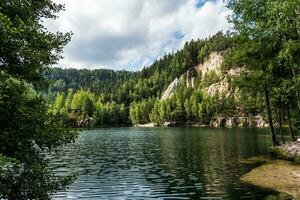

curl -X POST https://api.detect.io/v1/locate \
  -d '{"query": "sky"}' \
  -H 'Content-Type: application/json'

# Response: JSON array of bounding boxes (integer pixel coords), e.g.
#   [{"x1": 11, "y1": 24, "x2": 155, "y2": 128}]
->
[{"x1": 44, "y1": 0, "x2": 231, "y2": 71}]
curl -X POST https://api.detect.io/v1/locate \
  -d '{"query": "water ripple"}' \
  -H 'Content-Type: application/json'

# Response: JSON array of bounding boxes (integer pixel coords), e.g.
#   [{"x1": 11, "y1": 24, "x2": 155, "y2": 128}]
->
[{"x1": 50, "y1": 127, "x2": 277, "y2": 199}]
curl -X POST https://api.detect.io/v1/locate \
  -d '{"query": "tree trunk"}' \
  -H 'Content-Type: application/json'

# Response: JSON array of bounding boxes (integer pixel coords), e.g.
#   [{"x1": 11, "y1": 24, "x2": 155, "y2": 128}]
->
[
  {"x1": 291, "y1": 68, "x2": 300, "y2": 112},
  {"x1": 286, "y1": 102, "x2": 296, "y2": 141},
  {"x1": 278, "y1": 107, "x2": 285, "y2": 144},
  {"x1": 295, "y1": 90, "x2": 300, "y2": 112},
  {"x1": 264, "y1": 86, "x2": 277, "y2": 146}
]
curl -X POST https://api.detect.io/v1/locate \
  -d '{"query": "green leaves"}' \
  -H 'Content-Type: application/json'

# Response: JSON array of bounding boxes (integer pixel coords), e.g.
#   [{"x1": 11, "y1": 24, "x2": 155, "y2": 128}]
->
[
  {"x1": 0, "y1": 0, "x2": 77, "y2": 198},
  {"x1": 0, "y1": 72, "x2": 78, "y2": 199},
  {"x1": 227, "y1": 0, "x2": 300, "y2": 144},
  {"x1": 0, "y1": 0, "x2": 71, "y2": 89}
]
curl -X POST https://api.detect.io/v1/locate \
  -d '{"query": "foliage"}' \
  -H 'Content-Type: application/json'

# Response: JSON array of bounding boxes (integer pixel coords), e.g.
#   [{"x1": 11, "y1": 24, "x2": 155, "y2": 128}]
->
[
  {"x1": 0, "y1": 0, "x2": 71, "y2": 89},
  {"x1": 0, "y1": 0, "x2": 77, "y2": 199},
  {"x1": 94, "y1": 101, "x2": 127, "y2": 126},
  {"x1": 225, "y1": 0, "x2": 300, "y2": 145},
  {"x1": 52, "y1": 89, "x2": 128, "y2": 126},
  {"x1": 46, "y1": 68, "x2": 135, "y2": 97},
  {"x1": 149, "y1": 85, "x2": 202, "y2": 124},
  {"x1": 0, "y1": 72, "x2": 77, "y2": 199},
  {"x1": 45, "y1": 0, "x2": 300, "y2": 146},
  {"x1": 130, "y1": 98, "x2": 155, "y2": 125},
  {"x1": 201, "y1": 71, "x2": 220, "y2": 88}
]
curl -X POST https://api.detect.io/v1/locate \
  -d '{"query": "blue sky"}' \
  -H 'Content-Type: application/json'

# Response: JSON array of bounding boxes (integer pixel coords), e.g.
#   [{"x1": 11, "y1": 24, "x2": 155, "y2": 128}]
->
[{"x1": 45, "y1": 0, "x2": 230, "y2": 71}]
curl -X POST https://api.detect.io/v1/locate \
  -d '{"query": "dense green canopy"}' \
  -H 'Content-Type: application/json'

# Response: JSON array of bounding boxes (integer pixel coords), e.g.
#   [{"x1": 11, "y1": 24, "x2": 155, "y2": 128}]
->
[{"x1": 0, "y1": 0, "x2": 77, "y2": 199}]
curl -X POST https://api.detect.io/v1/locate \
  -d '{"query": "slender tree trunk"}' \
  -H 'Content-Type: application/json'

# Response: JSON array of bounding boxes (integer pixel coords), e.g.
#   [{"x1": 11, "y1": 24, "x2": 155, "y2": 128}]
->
[
  {"x1": 278, "y1": 107, "x2": 285, "y2": 144},
  {"x1": 264, "y1": 85, "x2": 278, "y2": 146},
  {"x1": 295, "y1": 90, "x2": 300, "y2": 112},
  {"x1": 291, "y1": 68, "x2": 300, "y2": 112},
  {"x1": 286, "y1": 102, "x2": 296, "y2": 141}
]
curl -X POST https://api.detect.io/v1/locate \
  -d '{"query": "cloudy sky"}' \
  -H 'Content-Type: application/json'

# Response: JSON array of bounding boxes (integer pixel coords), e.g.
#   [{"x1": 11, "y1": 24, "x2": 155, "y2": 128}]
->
[{"x1": 45, "y1": 0, "x2": 231, "y2": 71}]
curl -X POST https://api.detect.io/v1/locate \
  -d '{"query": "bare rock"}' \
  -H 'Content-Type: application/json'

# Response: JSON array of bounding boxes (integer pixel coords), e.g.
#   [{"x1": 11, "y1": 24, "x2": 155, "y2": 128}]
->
[{"x1": 161, "y1": 78, "x2": 179, "y2": 100}]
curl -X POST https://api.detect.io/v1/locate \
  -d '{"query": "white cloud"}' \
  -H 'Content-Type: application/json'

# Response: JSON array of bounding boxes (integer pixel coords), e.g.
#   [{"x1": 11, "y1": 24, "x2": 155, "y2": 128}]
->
[{"x1": 44, "y1": 0, "x2": 231, "y2": 70}]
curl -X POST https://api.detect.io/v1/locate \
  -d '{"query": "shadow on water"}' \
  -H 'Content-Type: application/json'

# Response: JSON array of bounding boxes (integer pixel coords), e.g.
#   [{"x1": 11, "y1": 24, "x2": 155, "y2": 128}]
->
[{"x1": 49, "y1": 127, "x2": 278, "y2": 199}]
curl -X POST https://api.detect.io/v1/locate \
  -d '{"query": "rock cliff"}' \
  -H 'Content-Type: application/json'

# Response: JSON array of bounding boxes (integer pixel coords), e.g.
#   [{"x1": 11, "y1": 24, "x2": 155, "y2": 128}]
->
[
  {"x1": 161, "y1": 51, "x2": 227, "y2": 99},
  {"x1": 195, "y1": 51, "x2": 223, "y2": 77},
  {"x1": 160, "y1": 51, "x2": 267, "y2": 127},
  {"x1": 161, "y1": 78, "x2": 180, "y2": 100}
]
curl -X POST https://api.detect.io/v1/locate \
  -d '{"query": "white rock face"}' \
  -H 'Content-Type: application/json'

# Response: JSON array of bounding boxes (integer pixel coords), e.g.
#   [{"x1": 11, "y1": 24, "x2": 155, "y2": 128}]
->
[
  {"x1": 160, "y1": 51, "x2": 243, "y2": 101},
  {"x1": 195, "y1": 51, "x2": 223, "y2": 77},
  {"x1": 161, "y1": 78, "x2": 179, "y2": 100},
  {"x1": 186, "y1": 70, "x2": 195, "y2": 88},
  {"x1": 161, "y1": 51, "x2": 225, "y2": 100},
  {"x1": 278, "y1": 141, "x2": 300, "y2": 158},
  {"x1": 255, "y1": 115, "x2": 268, "y2": 127},
  {"x1": 205, "y1": 76, "x2": 230, "y2": 96}
]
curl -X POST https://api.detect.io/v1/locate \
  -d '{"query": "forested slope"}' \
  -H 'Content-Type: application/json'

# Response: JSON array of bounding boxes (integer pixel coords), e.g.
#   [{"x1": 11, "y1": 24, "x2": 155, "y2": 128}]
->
[
  {"x1": 45, "y1": 32, "x2": 269, "y2": 127},
  {"x1": 45, "y1": 68, "x2": 135, "y2": 99},
  {"x1": 46, "y1": 32, "x2": 236, "y2": 126}
]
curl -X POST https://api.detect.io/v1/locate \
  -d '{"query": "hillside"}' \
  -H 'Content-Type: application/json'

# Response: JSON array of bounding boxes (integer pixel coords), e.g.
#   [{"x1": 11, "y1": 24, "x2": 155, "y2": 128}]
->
[
  {"x1": 161, "y1": 51, "x2": 226, "y2": 100},
  {"x1": 45, "y1": 68, "x2": 136, "y2": 100},
  {"x1": 159, "y1": 51, "x2": 267, "y2": 127},
  {"x1": 46, "y1": 32, "x2": 266, "y2": 127}
]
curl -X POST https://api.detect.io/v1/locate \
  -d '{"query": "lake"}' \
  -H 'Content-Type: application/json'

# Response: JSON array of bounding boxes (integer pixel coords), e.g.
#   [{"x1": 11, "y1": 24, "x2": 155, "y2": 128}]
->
[{"x1": 50, "y1": 127, "x2": 277, "y2": 199}]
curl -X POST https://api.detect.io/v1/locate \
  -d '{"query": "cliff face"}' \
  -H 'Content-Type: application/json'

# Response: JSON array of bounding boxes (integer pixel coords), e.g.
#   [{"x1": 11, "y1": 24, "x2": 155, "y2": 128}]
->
[
  {"x1": 160, "y1": 51, "x2": 267, "y2": 128},
  {"x1": 161, "y1": 78, "x2": 180, "y2": 100},
  {"x1": 195, "y1": 51, "x2": 223, "y2": 77},
  {"x1": 161, "y1": 51, "x2": 227, "y2": 99}
]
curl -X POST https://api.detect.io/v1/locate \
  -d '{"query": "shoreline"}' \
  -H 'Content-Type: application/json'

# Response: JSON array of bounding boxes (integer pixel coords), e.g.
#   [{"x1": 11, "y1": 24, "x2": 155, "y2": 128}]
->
[
  {"x1": 79, "y1": 124, "x2": 278, "y2": 129},
  {"x1": 241, "y1": 141, "x2": 300, "y2": 199},
  {"x1": 241, "y1": 160, "x2": 300, "y2": 199}
]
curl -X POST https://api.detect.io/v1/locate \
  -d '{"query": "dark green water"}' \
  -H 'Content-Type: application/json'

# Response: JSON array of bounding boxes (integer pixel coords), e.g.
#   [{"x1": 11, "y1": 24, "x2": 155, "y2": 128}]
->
[{"x1": 50, "y1": 127, "x2": 277, "y2": 199}]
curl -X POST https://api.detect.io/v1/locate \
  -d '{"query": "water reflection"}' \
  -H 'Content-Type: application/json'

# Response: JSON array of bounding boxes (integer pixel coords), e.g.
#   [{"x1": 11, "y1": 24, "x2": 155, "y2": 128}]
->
[{"x1": 50, "y1": 127, "x2": 275, "y2": 199}]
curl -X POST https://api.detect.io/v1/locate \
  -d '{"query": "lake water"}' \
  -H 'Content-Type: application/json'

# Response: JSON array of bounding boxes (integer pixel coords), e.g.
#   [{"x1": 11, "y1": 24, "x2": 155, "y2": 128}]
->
[{"x1": 50, "y1": 127, "x2": 277, "y2": 199}]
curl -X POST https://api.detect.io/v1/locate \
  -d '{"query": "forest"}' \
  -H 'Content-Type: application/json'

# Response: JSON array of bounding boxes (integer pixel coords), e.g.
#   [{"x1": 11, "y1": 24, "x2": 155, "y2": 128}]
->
[{"x1": 46, "y1": 32, "x2": 237, "y2": 127}]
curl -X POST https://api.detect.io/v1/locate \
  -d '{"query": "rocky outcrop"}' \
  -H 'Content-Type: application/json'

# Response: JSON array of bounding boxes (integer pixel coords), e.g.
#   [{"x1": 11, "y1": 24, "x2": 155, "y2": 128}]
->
[
  {"x1": 195, "y1": 51, "x2": 223, "y2": 77},
  {"x1": 77, "y1": 117, "x2": 94, "y2": 128},
  {"x1": 185, "y1": 69, "x2": 195, "y2": 88},
  {"x1": 241, "y1": 160, "x2": 300, "y2": 199},
  {"x1": 161, "y1": 51, "x2": 225, "y2": 100},
  {"x1": 136, "y1": 123, "x2": 157, "y2": 127},
  {"x1": 161, "y1": 68, "x2": 196, "y2": 100},
  {"x1": 161, "y1": 78, "x2": 180, "y2": 100},
  {"x1": 163, "y1": 121, "x2": 177, "y2": 127},
  {"x1": 275, "y1": 140, "x2": 300, "y2": 160},
  {"x1": 159, "y1": 51, "x2": 268, "y2": 128},
  {"x1": 209, "y1": 115, "x2": 268, "y2": 128},
  {"x1": 205, "y1": 76, "x2": 231, "y2": 96}
]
